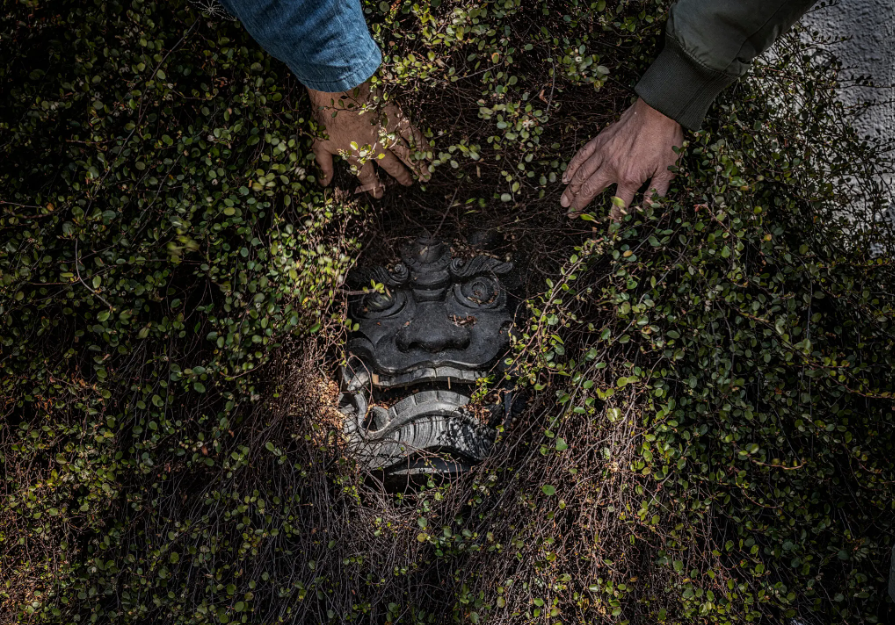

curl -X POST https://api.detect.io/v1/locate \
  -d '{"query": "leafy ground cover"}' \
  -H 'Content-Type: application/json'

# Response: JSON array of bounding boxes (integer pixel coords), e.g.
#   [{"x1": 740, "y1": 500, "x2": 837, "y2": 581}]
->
[{"x1": 1, "y1": 0, "x2": 894, "y2": 624}]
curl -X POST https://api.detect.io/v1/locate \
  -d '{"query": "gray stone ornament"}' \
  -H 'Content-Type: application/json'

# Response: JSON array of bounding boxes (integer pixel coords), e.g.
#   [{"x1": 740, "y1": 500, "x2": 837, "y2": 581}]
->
[{"x1": 338, "y1": 237, "x2": 518, "y2": 482}]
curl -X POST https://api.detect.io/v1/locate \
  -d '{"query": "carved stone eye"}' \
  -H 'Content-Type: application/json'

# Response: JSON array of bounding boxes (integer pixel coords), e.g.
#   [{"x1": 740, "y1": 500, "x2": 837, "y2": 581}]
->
[
  {"x1": 358, "y1": 291, "x2": 406, "y2": 318},
  {"x1": 455, "y1": 277, "x2": 500, "y2": 309},
  {"x1": 367, "y1": 293, "x2": 393, "y2": 311}
]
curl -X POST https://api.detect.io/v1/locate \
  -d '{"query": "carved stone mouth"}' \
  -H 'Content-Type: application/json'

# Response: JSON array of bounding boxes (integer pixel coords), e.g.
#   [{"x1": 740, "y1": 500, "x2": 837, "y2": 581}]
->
[
  {"x1": 338, "y1": 359, "x2": 504, "y2": 479},
  {"x1": 341, "y1": 361, "x2": 489, "y2": 392},
  {"x1": 339, "y1": 387, "x2": 496, "y2": 477}
]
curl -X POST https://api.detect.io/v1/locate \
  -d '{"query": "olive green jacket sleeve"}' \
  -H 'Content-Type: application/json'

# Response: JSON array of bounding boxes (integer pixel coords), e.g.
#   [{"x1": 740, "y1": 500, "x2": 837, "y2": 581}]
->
[{"x1": 635, "y1": 0, "x2": 817, "y2": 130}]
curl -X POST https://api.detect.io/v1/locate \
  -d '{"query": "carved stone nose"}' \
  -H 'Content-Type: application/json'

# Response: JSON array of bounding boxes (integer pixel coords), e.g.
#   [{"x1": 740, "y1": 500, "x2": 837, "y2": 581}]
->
[{"x1": 395, "y1": 304, "x2": 470, "y2": 353}]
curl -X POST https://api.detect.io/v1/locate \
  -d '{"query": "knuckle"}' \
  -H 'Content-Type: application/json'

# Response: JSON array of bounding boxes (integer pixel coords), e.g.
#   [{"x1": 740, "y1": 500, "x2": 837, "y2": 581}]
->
[
  {"x1": 619, "y1": 171, "x2": 642, "y2": 187},
  {"x1": 572, "y1": 169, "x2": 593, "y2": 188},
  {"x1": 581, "y1": 179, "x2": 602, "y2": 197}
]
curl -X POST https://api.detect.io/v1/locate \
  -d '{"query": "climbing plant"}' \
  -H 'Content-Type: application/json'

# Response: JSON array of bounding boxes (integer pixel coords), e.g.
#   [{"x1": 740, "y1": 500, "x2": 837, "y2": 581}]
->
[{"x1": 1, "y1": 1, "x2": 893, "y2": 624}]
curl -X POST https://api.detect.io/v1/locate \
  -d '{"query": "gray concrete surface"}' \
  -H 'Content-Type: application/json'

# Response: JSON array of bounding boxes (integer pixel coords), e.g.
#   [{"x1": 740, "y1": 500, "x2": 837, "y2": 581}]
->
[
  {"x1": 803, "y1": 0, "x2": 894, "y2": 142},
  {"x1": 801, "y1": 0, "x2": 894, "y2": 215}
]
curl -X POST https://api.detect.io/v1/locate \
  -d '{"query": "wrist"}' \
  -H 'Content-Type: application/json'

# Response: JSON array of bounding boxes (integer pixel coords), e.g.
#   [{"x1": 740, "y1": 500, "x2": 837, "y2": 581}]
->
[
  {"x1": 634, "y1": 36, "x2": 736, "y2": 131},
  {"x1": 634, "y1": 97, "x2": 680, "y2": 131},
  {"x1": 307, "y1": 81, "x2": 372, "y2": 109}
]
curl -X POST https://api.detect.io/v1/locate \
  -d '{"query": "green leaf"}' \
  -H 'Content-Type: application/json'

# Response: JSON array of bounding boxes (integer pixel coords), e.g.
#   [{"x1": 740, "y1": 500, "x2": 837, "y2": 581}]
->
[{"x1": 541, "y1": 485, "x2": 556, "y2": 496}]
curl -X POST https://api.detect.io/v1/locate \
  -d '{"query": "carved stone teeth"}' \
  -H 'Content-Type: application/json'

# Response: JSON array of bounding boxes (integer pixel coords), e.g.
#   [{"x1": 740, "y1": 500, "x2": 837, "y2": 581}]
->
[{"x1": 374, "y1": 367, "x2": 486, "y2": 388}]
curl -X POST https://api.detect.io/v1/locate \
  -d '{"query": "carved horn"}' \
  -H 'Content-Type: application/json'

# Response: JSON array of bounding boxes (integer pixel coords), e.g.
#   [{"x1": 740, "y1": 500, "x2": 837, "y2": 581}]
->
[
  {"x1": 347, "y1": 263, "x2": 409, "y2": 288},
  {"x1": 449, "y1": 256, "x2": 513, "y2": 279}
]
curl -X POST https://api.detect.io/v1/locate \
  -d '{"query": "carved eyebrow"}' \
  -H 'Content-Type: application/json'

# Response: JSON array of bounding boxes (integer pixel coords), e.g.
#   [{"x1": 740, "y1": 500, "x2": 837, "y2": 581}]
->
[
  {"x1": 448, "y1": 256, "x2": 513, "y2": 280},
  {"x1": 347, "y1": 263, "x2": 410, "y2": 288}
]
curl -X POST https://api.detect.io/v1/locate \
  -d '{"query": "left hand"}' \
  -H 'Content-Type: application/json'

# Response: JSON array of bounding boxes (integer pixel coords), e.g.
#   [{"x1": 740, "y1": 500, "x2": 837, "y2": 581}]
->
[{"x1": 308, "y1": 81, "x2": 431, "y2": 198}]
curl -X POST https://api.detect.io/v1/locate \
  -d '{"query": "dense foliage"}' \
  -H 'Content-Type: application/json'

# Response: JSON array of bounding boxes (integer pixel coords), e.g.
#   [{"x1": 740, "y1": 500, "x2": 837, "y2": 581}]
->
[{"x1": 2, "y1": 1, "x2": 893, "y2": 624}]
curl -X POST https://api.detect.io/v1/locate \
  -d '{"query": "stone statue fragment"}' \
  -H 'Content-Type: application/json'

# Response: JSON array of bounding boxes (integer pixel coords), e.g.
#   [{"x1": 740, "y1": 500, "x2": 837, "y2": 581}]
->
[{"x1": 338, "y1": 236, "x2": 519, "y2": 483}]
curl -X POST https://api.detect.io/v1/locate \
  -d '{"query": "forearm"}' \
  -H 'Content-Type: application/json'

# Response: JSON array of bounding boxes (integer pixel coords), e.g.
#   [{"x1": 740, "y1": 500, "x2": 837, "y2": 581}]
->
[
  {"x1": 219, "y1": 0, "x2": 381, "y2": 92},
  {"x1": 636, "y1": 0, "x2": 818, "y2": 130}
]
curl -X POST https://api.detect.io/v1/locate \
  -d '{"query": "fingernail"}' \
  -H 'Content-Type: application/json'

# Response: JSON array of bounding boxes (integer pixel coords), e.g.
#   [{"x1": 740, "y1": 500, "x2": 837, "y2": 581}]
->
[
  {"x1": 562, "y1": 176, "x2": 568, "y2": 184},
  {"x1": 560, "y1": 195, "x2": 569, "y2": 208}
]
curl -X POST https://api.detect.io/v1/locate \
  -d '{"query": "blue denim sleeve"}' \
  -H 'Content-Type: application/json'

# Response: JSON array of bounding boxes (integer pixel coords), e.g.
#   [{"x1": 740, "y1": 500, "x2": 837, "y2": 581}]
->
[{"x1": 219, "y1": 0, "x2": 382, "y2": 92}]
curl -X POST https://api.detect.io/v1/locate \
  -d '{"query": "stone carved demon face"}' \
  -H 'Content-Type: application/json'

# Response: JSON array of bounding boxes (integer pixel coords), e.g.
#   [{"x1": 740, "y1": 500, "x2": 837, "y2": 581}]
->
[
  {"x1": 348, "y1": 237, "x2": 513, "y2": 384},
  {"x1": 339, "y1": 237, "x2": 518, "y2": 482}
]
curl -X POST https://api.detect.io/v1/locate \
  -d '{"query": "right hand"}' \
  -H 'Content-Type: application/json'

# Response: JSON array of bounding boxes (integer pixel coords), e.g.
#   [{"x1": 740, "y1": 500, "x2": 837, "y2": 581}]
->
[
  {"x1": 560, "y1": 97, "x2": 683, "y2": 220},
  {"x1": 307, "y1": 81, "x2": 431, "y2": 198}
]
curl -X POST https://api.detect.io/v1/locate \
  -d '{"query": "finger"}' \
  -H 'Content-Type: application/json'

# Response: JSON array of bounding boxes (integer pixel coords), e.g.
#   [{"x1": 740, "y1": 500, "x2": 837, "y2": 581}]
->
[
  {"x1": 313, "y1": 140, "x2": 334, "y2": 187},
  {"x1": 567, "y1": 170, "x2": 614, "y2": 217},
  {"x1": 648, "y1": 175, "x2": 673, "y2": 202},
  {"x1": 561, "y1": 151, "x2": 604, "y2": 207},
  {"x1": 609, "y1": 185, "x2": 637, "y2": 222},
  {"x1": 387, "y1": 140, "x2": 423, "y2": 179},
  {"x1": 397, "y1": 121, "x2": 431, "y2": 181},
  {"x1": 563, "y1": 137, "x2": 600, "y2": 185},
  {"x1": 403, "y1": 124, "x2": 429, "y2": 155},
  {"x1": 375, "y1": 150, "x2": 414, "y2": 187},
  {"x1": 637, "y1": 176, "x2": 673, "y2": 214},
  {"x1": 350, "y1": 158, "x2": 384, "y2": 198}
]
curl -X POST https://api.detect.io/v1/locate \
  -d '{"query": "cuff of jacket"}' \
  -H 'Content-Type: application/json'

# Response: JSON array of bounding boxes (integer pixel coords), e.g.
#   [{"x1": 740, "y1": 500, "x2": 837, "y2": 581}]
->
[
  {"x1": 289, "y1": 40, "x2": 382, "y2": 93},
  {"x1": 634, "y1": 35, "x2": 739, "y2": 131}
]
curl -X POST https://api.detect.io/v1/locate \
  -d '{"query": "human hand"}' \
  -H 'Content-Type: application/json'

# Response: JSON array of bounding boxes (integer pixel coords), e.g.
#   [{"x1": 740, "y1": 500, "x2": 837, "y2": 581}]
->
[
  {"x1": 560, "y1": 97, "x2": 683, "y2": 220},
  {"x1": 308, "y1": 81, "x2": 431, "y2": 198}
]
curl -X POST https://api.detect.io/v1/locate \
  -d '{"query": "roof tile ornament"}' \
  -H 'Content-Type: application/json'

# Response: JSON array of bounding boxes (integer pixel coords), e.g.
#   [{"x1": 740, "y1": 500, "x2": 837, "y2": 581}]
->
[{"x1": 338, "y1": 237, "x2": 520, "y2": 485}]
